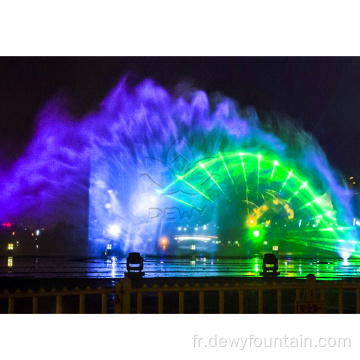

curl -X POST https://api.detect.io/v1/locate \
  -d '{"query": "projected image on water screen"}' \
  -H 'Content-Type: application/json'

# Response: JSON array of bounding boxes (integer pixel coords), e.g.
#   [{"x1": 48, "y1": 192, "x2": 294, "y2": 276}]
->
[{"x1": 88, "y1": 139, "x2": 359, "y2": 260}]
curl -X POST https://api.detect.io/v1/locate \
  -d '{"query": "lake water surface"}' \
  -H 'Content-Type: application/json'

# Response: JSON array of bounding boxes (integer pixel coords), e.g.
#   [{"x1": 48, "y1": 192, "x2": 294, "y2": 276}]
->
[{"x1": 1, "y1": 256, "x2": 360, "y2": 280}]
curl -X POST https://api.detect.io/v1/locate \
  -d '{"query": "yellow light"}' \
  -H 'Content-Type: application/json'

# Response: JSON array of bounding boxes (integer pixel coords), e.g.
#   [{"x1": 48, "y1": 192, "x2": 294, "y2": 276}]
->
[
  {"x1": 247, "y1": 218, "x2": 256, "y2": 227},
  {"x1": 12, "y1": 232, "x2": 15, "y2": 236},
  {"x1": 353, "y1": 182, "x2": 356, "y2": 185},
  {"x1": 273, "y1": 199, "x2": 279, "y2": 205},
  {"x1": 160, "y1": 236, "x2": 169, "y2": 249},
  {"x1": 7, "y1": 243, "x2": 13, "y2": 250},
  {"x1": 350, "y1": 176, "x2": 354, "y2": 180}
]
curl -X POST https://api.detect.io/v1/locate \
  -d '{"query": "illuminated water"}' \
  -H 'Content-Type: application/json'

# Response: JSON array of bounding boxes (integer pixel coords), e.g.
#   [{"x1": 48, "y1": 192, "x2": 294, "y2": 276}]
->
[
  {"x1": 1, "y1": 78, "x2": 358, "y2": 260},
  {"x1": 1, "y1": 256, "x2": 360, "y2": 280}
]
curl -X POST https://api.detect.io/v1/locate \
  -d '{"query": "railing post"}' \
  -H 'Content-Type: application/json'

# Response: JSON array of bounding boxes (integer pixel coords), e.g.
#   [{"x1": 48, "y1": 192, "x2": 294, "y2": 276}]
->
[
  {"x1": 338, "y1": 288, "x2": 343, "y2": 314},
  {"x1": 101, "y1": 293, "x2": 107, "y2": 314},
  {"x1": 137, "y1": 292, "x2": 143, "y2": 314},
  {"x1": 114, "y1": 276, "x2": 131, "y2": 314},
  {"x1": 56, "y1": 295, "x2": 62, "y2": 314},
  {"x1": 8, "y1": 297, "x2": 14, "y2": 314},
  {"x1": 356, "y1": 289, "x2": 360, "y2": 314},
  {"x1": 122, "y1": 276, "x2": 131, "y2": 314},
  {"x1": 239, "y1": 290, "x2": 244, "y2": 314},
  {"x1": 295, "y1": 288, "x2": 301, "y2": 301},
  {"x1": 277, "y1": 289, "x2": 282, "y2": 314},
  {"x1": 199, "y1": 290, "x2": 205, "y2": 314},
  {"x1": 114, "y1": 282, "x2": 121, "y2": 314},
  {"x1": 32, "y1": 297, "x2": 39, "y2": 314},
  {"x1": 179, "y1": 291, "x2": 184, "y2": 314},
  {"x1": 306, "y1": 274, "x2": 317, "y2": 300},
  {"x1": 258, "y1": 290, "x2": 263, "y2": 314},
  {"x1": 158, "y1": 292, "x2": 164, "y2": 314},
  {"x1": 219, "y1": 290, "x2": 225, "y2": 314},
  {"x1": 320, "y1": 288, "x2": 325, "y2": 301},
  {"x1": 79, "y1": 294, "x2": 86, "y2": 314}
]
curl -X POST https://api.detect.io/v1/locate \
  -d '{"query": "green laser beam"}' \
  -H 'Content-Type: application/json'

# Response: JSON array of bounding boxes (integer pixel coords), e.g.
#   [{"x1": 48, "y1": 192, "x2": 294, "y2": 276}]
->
[
  {"x1": 219, "y1": 152, "x2": 239, "y2": 196},
  {"x1": 199, "y1": 161, "x2": 231, "y2": 202},
  {"x1": 270, "y1": 160, "x2": 279, "y2": 182},
  {"x1": 239, "y1": 151, "x2": 249, "y2": 214},
  {"x1": 279, "y1": 169, "x2": 293, "y2": 193},
  {"x1": 257, "y1": 154, "x2": 261, "y2": 199},
  {"x1": 164, "y1": 194, "x2": 202, "y2": 211},
  {"x1": 176, "y1": 175, "x2": 213, "y2": 202}
]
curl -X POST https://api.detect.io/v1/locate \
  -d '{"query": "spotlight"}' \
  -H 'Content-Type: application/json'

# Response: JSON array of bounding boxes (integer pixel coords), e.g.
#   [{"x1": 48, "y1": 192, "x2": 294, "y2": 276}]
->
[{"x1": 108, "y1": 224, "x2": 121, "y2": 237}]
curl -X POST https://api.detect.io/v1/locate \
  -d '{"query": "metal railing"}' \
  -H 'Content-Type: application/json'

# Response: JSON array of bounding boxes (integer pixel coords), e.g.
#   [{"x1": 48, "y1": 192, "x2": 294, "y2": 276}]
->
[
  {"x1": 114, "y1": 274, "x2": 360, "y2": 314},
  {"x1": 1, "y1": 274, "x2": 360, "y2": 314},
  {"x1": 0, "y1": 286, "x2": 112, "y2": 314}
]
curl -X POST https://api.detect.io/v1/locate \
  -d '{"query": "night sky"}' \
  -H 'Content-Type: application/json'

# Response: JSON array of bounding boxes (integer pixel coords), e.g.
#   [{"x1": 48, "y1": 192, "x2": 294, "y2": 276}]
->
[{"x1": 0, "y1": 57, "x2": 359, "y2": 176}]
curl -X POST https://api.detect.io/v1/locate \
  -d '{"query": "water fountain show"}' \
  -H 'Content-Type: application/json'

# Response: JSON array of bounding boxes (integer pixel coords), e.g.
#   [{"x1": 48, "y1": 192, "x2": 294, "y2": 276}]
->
[{"x1": 1, "y1": 77, "x2": 358, "y2": 263}]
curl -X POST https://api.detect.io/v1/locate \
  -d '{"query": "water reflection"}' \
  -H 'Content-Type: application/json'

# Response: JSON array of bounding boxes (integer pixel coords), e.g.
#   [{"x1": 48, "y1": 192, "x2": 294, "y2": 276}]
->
[{"x1": 0, "y1": 256, "x2": 360, "y2": 280}]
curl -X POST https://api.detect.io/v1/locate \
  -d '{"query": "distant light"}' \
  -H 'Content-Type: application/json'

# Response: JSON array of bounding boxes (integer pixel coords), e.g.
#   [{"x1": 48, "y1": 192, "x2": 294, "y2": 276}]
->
[
  {"x1": 107, "y1": 244, "x2": 112, "y2": 250},
  {"x1": 195, "y1": 227, "x2": 198, "y2": 231},
  {"x1": 203, "y1": 225, "x2": 207, "y2": 230},
  {"x1": 176, "y1": 236, "x2": 211, "y2": 242},
  {"x1": 190, "y1": 244, "x2": 196, "y2": 250},
  {"x1": 341, "y1": 251, "x2": 350, "y2": 263},
  {"x1": 2, "y1": 222, "x2": 11, "y2": 228},
  {"x1": 350, "y1": 176, "x2": 354, "y2": 180},
  {"x1": 253, "y1": 230, "x2": 260, "y2": 238},
  {"x1": 273, "y1": 245, "x2": 279, "y2": 251},
  {"x1": 353, "y1": 182, "x2": 356, "y2": 185},
  {"x1": 108, "y1": 224, "x2": 121, "y2": 237},
  {"x1": 105, "y1": 203, "x2": 111, "y2": 209},
  {"x1": 35, "y1": 230, "x2": 40, "y2": 236},
  {"x1": 160, "y1": 236, "x2": 169, "y2": 248},
  {"x1": 7, "y1": 243, "x2": 13, "y2": 250},
  {"x1": 178, "y1": 227, "x2": 182, "y2": 231},
  {"x1": 12, "y1": 232, "x2": 15, "y2": 236}
]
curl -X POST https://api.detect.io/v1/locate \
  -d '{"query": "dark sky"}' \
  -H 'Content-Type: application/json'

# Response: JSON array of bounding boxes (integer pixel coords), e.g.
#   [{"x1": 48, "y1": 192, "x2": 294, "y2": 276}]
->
[{"x1": 0, "y1": 57, "x2": 359, "y2": 175}]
